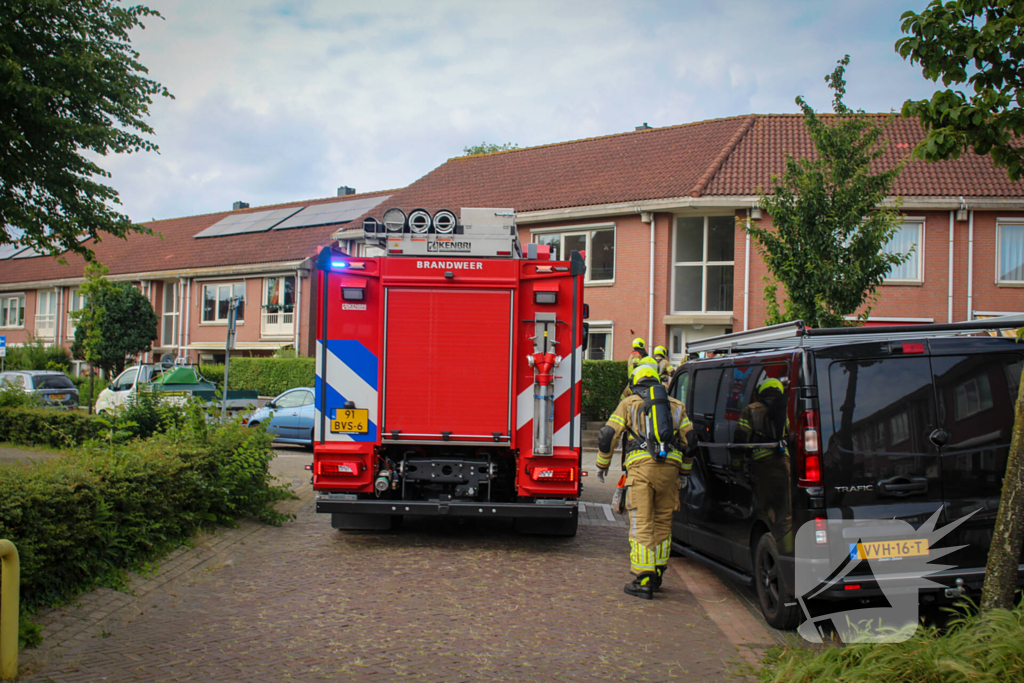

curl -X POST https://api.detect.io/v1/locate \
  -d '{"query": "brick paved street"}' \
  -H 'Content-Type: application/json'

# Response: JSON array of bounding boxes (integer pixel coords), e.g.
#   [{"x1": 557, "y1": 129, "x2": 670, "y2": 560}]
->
[{"x1": 17, "y1": 450, "x2": 770, "y2": 682}]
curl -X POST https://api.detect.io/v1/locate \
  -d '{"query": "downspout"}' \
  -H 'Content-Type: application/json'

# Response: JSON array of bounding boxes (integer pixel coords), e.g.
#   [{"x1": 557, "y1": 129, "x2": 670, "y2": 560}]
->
[
  {"x1": 56, "y1": 287, "x2": 63, "y2": 349},
  {"x1": 293, "y1": 268, "x2": 302, "y2": 355},
  {"x1": 184, "y1": 278, "x2": 192, "y2": 359},
  {"x1": 641, "y1": 211, "x2": 655, "y2": 345},
  {"x1": 743, "y1": 209, "x2": 751, "y2": 331},
  {"x1": 967, "y1": 210, "x2": 975, "y2": 320},
  {"x1": 947, "y1": 211, "x2": 955, "y2": 323}
]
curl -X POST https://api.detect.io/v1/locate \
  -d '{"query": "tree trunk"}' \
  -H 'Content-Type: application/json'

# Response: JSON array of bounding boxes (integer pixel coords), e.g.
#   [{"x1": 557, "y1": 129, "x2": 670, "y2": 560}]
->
[
  {"x1": 981, "y1": 365, "x2": 1024, "y2": 611},
  {"x1": 88, "y1": 362, "x2": 94, "y2": 415}
]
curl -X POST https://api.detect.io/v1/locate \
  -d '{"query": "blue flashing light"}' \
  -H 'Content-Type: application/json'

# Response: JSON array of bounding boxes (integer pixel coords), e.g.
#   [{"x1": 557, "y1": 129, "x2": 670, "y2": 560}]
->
[{"x1": 331, "y1": 261, "x2": 348, "y2": 269}]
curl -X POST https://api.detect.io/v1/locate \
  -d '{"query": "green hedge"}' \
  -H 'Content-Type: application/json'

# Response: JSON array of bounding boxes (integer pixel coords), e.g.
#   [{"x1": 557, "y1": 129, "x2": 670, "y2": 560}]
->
[
  {"x1": 0, "y1": 406, "x2": 106, "y2": 448},
  {"x1": 0, "y1": 422, "x2": 291, "y2": 608},
  {"x1": 582, "y1": 360, "x2": 628, "y2": 422},
  {"x1": 214, "y1": 357, "x2": 315, "y2": 396},
  {"x1": 198, "y1": 363, "x2": 225, "y2": 386}
]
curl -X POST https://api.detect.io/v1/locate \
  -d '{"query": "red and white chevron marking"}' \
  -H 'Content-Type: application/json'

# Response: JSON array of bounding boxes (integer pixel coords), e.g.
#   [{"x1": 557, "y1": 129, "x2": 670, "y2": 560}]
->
[{"x1": 515, "y1": 345, "x2": 582, "y2": 452}]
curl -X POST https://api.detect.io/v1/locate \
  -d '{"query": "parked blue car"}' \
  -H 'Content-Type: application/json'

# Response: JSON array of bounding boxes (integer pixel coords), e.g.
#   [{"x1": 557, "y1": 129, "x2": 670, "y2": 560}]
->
[{"x1": 246, "y1": 387, "x2": 315, "y2": 447}]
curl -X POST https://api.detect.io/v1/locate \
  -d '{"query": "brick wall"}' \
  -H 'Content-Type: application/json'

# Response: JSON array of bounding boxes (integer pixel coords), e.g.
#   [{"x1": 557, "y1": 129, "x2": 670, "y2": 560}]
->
[{"x1": 735, "y1": 209, "x2": 1024, "y2": 330}]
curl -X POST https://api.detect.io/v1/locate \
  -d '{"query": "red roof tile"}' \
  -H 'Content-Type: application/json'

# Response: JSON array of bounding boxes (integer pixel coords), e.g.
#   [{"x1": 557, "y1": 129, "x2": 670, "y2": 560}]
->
[
  {"x1": 704, "y1": 114, "x2": 1024, "y2": 197},
  {"x1": 0, "y1": 190, "x2": 392, "y2": 285}
]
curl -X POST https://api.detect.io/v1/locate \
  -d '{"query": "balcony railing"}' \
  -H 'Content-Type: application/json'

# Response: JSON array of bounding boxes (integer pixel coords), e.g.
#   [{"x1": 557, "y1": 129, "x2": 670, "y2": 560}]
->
[
  {"x1": 261, "y1": 307, "x2": 294, "y2": 338},
  {"x1": 35, "y1": 314, "x2": 55, "y2": 338}
]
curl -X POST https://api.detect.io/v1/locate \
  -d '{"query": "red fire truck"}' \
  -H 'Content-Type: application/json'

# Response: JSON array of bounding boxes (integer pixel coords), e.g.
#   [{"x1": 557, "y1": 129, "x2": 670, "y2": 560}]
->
[{"x1": 311, "y1": 207, "x2": 585, "y2": 535}]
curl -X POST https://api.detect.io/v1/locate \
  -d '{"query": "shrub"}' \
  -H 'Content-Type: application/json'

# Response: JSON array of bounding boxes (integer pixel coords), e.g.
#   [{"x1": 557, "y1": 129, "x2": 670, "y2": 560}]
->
[
  {"x1": 3, "y1": 337, "x2": 71, "y2": 372},
  {"x1": 0, "y1": 406, "x2": 105, "y2": 448},
  {"x1": 0, "y1": 420, "x2": 292, "y2": 609},
  {"x1": 0, "y1": 383, "x2": 39, "y2": 408},
  {"x1": 582, "y1": 360, "x2": 628, "y2": 422},
  {"x1": 198, "y1": 363, "x2": 225, "y2": 386},
  {"x1": 71, "y1": 374, "x2": 108, "y2": 408},
  {"x1": 761, "y1": 601, "x2": 1024, "y2": 682},
  {"x1": 224, "y1": 357, "x2": 315, "y2": 396}
]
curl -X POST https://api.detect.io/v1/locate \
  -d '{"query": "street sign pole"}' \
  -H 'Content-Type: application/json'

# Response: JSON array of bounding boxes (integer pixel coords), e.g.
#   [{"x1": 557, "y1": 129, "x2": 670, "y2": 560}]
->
[
  {"x1": 0, "y1": 335, "x2": 6, "y2": 373},
  {"x1": 222, "y1": 297, "x2": 239, "y2": 419}
]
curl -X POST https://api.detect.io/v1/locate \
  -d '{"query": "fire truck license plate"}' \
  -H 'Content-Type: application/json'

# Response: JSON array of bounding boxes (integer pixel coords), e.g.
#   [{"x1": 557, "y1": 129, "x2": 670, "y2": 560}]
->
[{"x1": 331, "y1": 409, "x2": 368, "y2": 434}]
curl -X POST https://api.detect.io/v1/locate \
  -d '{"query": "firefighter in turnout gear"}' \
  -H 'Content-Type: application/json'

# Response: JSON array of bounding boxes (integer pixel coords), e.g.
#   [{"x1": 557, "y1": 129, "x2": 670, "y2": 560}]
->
[
  {"x1": 627, "y1": 338, "x2": 648, "y2": 374},
  {"x1": 596, "y1": 365, "x2": 698, "y2": 600},
  {"x1": 621, "y1": 357, "x2": 659, "y2": 399},
  {"x1": 653, "y1": 345, "x2": 673, "y2": 385},
  {"x1": 734, "y1": 377, "x2": 794, "y2": 552}
]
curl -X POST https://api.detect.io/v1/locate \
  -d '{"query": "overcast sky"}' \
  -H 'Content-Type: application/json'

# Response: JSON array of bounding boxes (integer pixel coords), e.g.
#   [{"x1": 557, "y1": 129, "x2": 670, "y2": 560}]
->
[{"x1": 106, "y1": 0, "x2": 938, "y2": 222}]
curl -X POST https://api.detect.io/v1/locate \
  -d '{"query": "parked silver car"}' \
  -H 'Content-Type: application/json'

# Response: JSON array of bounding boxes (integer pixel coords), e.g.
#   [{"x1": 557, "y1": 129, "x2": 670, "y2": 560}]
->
[{"x1": 0, "y1": 370, "x2": 79, "y2": 407}]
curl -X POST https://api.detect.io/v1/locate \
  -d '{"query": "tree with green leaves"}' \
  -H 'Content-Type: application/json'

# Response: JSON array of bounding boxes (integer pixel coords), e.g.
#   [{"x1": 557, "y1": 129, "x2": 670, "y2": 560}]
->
[
  {"x1": 462, "y1": 141, "x2": 519, "y2": 156},
  {"x1": 71, "y1": 262, "x2": 158, "y2": 378},
  {"x1": 897, "y1": 0, "x2": 1024, "y2": 181},
  {"x1": 0, "y1": 0, "x2": 172, "y2": 258},
  {"x1": 746, "y1": 56, "x2": 911, "y2": 329},
  {"x1": 897, "y1": 1, "x2": 1024, "y2": 613}
]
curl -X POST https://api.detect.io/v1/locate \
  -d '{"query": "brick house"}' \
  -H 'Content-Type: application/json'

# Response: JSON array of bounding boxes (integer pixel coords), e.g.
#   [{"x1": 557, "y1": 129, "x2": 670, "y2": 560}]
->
[
  {"x1": 0, "y1": 189, "x2": 390, "y2": 370},
  {"x1": 2, "y1": 114, "x2": 1022, "y2": 369},
  {"x1": 336, "y1": 114, "x2": 1024, "y2": 362}
]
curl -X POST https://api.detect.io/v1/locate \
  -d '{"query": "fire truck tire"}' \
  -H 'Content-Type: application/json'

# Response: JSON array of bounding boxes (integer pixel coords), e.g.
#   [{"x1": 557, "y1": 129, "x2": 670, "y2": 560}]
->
[
  {"x1": 331, "y1": 513, "x2": 393, "y2": 531},
  {"x1": 514, "y1": 509, "x2": 578, "y2": 537}
]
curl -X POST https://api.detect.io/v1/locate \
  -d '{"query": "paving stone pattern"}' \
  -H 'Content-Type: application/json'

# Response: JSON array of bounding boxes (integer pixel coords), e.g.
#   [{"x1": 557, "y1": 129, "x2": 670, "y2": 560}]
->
[{"x1": 19, "y1": 456, "x2": 755, "y2": 683}]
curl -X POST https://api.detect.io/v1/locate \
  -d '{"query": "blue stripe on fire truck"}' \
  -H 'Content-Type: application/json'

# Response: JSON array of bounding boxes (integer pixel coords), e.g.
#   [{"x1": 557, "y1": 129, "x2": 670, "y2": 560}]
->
[{"x1": 315, "y1": 340, "x2": 379, "y2": 442}]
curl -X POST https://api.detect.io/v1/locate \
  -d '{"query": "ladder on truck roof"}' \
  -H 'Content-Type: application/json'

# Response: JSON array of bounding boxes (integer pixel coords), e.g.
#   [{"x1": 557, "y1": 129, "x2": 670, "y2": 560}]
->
[{"x1": 686, "y1": 314, "x2": 1024, "y2": 356}]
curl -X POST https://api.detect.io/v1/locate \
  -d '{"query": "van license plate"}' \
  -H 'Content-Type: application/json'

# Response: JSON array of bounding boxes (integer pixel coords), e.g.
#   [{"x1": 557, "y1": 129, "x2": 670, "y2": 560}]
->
[
  {"x1": 850, "y1": 539, "x2": 929, "y2": 561},
  {"x1": 331, "y1": 409, "x2": 369, "y2": 434}
]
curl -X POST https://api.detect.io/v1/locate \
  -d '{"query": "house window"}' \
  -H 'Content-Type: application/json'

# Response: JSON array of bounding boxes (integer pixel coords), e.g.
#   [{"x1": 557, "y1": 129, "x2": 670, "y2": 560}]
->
[
  {"x1": 262, "y1": 275, "x2": 295, "y2": 338},
  {"x1": 35, "y1": 290, "x2": 57, "y2": 337},
  {"x1": 162, "y1": 282, "x2": 179, "y2": 347},
  {"x1": 67, "y1": 289, "x2": 87, "y2": 338},
  {"x1": 202, "y1": 282, "x2": 245, "y2": 323},
  {"x1": 533, "y1": 227, "x2": 615, "y2": 282},
  {"x1": 0, "y1": 294, "x2": 25, "y2": 329},
  {"x1": 997, "y1": 222, "x2": 1024, "y2": 283},
  {"x1": 672, "y1": 216, "x2": 735, "y2": 313},
  {"x1": 884, "y1": 221, "x2": 923, "y2": 282},
  {"x1": 585, "y1": 323, "x2": 612, "y2": 360},
  {"x1": 954, "y1": 374, "x2": 994, "y2": 420}
]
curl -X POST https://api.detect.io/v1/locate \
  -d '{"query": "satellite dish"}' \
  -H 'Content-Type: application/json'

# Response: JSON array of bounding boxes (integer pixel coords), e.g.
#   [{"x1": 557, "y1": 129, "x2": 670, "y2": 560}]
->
[{"x1": 160, "y1": 353, "x2": 175, "y2": 369}]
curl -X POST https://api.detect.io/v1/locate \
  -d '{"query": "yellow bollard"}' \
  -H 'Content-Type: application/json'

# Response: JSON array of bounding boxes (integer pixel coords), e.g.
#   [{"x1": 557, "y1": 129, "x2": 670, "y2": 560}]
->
[{"x1": 0, "y1": 539, "x2": 18, "y2": 680}]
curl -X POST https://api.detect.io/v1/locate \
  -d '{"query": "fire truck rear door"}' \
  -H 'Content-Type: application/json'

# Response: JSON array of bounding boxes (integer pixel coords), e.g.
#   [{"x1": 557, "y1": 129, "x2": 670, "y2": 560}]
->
[{"x1": 383, "y1": 288, "x2": 512, "y2": 441}]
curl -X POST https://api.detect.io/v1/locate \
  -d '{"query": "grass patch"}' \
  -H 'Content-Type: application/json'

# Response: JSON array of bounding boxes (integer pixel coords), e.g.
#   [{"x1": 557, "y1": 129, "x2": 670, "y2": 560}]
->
[{"x1": 761, "y1": 602, "x2": 1024, "y2": 682}]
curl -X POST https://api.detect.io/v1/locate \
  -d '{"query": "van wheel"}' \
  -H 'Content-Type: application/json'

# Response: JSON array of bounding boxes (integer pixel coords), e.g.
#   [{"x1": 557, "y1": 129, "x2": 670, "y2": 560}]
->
[{"x1": 754, "y1": 533, "x2": 800, "y2": 629}]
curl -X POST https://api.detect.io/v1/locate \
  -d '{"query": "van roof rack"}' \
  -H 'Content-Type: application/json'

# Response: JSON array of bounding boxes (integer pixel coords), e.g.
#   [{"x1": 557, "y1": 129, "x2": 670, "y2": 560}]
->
[{"x1": 686, "y1": 314, "x2": 1024, "y2": 356}]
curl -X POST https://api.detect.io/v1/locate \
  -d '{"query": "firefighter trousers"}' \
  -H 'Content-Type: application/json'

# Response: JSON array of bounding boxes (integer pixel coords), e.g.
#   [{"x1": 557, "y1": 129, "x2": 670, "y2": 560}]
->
[{"x1": 625, "y1": 458, "x2": 681, "y2": 574}]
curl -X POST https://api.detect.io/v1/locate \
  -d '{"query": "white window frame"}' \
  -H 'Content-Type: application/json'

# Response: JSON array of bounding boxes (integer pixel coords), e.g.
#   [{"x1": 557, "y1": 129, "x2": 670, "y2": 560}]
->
[
  {"x1": 67, "y1": 289, "x2": 87, "y2": 339},
  {"x1": 161, "y1": 282, "x2": 180, "y2": 347},
  {"x1": 883, "y1": 218, "x2": 925, "y2": 284},
  {"x1": 585, "y1": 321, "x2": 613, "y2": 360},
  {"x1": 34, "y1": 289, "x2": 57, "y2": 338},
  {"x1": 671, "y1": 215, "x2": 735, "y2": 314},
  {"x1": 530, "y1": 223, "x2": 616, "y2": 285},
  {"x1": 996, "y1": 220, "x2": 1024, "y2": 285},
  {"x1": 201, "y1": 282, "x2": 246, "y2": 325},
  {"x1": 0, "y1": 294, "x2": 25, "y2": 329}
]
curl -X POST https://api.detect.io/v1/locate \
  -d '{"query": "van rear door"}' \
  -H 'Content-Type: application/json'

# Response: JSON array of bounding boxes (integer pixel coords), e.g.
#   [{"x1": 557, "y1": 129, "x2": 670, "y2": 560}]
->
[
  {"x1": 819, "y1": 347, "x2": 945, "y2": 576},
  {"x1": 930, "y1": 346, "x2": 1024, "y2": 572}
]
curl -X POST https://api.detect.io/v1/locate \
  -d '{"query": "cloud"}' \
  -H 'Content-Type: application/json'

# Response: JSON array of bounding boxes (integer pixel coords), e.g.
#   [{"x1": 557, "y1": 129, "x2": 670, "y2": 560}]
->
[{"x1": 103, "y1": 0, "x2": 937, "y2": 221}]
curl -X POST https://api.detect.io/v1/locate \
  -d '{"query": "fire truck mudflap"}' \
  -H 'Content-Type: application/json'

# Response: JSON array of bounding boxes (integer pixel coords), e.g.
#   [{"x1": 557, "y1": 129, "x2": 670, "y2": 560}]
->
[{"x1": 312, "y1": 208, "x2": 585, "y2": 534}]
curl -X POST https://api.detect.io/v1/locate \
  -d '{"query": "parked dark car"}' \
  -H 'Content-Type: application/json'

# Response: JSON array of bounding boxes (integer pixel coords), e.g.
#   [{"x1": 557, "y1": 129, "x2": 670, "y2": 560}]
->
[
  {"x1": 0, "y1": 370, "x2": 79, "y2": 407},
  {"x1": 668, "y1": 319, "x2": 1024, "y2": 629}
]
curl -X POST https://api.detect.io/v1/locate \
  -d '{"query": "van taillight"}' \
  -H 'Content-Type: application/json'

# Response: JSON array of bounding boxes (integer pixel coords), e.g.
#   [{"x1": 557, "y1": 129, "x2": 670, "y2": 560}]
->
[{"x1": 797, "y1": 409, "x2": 821, "y2": 487}]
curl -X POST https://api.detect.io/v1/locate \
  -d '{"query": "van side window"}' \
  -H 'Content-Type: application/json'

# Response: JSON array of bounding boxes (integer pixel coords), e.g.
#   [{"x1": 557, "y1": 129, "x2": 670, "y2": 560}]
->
[
  {"x1": 714, "y1": 365, "x2": 757, "y2": 443},
  {"x1": 728, "y1": 364, "x2": 788, "y2": 449},
  {"x1": 690, "y1": 369, "x2": 722, "y2": 442},
  {"x1": 828, "y1": 358, "x2": 935, "y2": 456},
  {"x1": 673, "y1": 371, "x2": 691, "y2": 406}
]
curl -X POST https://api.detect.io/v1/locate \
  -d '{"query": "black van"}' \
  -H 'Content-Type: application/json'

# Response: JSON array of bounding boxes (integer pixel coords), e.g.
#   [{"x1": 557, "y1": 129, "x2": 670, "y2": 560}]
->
[{"x1": 668, "y1": 318, "x2": 1024, "y2": 629}]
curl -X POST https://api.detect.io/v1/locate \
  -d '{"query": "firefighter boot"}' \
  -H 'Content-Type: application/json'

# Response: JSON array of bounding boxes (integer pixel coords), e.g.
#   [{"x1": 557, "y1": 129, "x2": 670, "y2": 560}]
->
[
  {"x1": 653, "y1": 564, "x2": 667, "y2": 591},
  {"x1": 624, "y1": 572, "x2": 657, "y2": 600}
]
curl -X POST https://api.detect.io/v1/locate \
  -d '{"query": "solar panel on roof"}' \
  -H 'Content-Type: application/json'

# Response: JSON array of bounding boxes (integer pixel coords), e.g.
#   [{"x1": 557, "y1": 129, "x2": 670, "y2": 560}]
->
[
  {"x1": 194, "y1": 207, "x2": 304, "y2": 239},
  {"x1": 0, "y1": 243, "x2": 29, "y2": 260},
  {"x1": 273, "y1": 195, "x2": 390, "y2": 230}
]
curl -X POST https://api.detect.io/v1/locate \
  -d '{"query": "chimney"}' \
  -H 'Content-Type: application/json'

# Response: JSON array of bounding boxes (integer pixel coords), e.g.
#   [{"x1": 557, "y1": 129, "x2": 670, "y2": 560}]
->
[
  {"x1": 635, "y1": 123, "x2": 652, "y2": 131},
  {"x1": 337, "y1": 186, "x2": 356, "y2": 197},
  {"x1": 232, "y1": 201, "x2": 249, "y2": 210}
]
